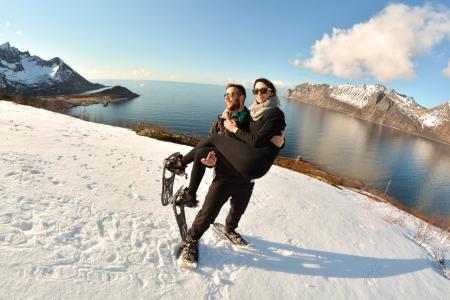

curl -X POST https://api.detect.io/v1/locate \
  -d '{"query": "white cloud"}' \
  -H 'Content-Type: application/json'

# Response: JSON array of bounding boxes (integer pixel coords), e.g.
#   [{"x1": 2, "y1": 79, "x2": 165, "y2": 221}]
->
[
  {"x1": 442, "y1": 59, "x2": 450, "y2": 78},
  {"x1": 272, "y1": 80, "x2": 294, "y2": 89},
  {"x1": 289, "y1": 59, "x2": 301, "y2": 67},
  {"x1": 297, "y1": 3, "x2": 450, "y2": 82},
  {"x1": 5, "y1": 20, "x2": 11, "y2": 28},
  {"x1": 16, "y1": 30, "x2": 23, "y2": 36}
]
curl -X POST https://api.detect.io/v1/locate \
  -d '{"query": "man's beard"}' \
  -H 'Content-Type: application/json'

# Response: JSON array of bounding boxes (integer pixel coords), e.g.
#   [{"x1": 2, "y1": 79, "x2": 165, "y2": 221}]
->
[{"x1": 227, "y1": 102, "x2": 240, "y2": 111}]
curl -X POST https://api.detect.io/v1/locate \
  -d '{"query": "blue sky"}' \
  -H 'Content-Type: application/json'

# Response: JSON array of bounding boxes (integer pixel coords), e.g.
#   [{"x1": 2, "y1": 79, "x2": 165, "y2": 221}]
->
[{"x1": 0, "y1": 0, "x2": 449, "y2": 107}]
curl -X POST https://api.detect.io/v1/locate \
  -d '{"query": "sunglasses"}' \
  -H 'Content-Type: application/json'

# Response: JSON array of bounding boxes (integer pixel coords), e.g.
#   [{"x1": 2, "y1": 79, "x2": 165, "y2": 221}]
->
[
  {"x1": 252, "y1": 88, "x2": 271, "y2": 95},
  {"x1": 224, "y1": 92, "x2": 240, "y2": 98}
]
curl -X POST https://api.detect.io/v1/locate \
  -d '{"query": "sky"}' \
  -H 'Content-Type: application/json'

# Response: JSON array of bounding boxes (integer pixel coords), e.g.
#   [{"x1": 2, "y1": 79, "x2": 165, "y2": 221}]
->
[{"x1": 0, "y1": 0, "x2": 449, "y2": 108}]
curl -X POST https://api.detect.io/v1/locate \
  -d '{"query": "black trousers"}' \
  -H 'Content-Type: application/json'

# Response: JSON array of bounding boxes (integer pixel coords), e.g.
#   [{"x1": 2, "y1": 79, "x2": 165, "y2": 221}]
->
[
  {"x1": 182, "y1": 145, "x2": 249, "y2": 198},
  {"x1": 187, "y1": 134, "x2": 277, "y2": 181},
  {"x1": 187, "y1": 178, "x2": 254, "y2": 241}
]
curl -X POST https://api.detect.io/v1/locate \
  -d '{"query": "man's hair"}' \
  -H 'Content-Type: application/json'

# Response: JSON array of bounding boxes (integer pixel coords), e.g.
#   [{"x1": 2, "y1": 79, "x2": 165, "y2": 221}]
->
[
  {"x1": 226, "y1": 83, "x2": 246, "y2": 98},
  {"x1": 253, "y1": 78, "x2": 277, "y2": 96}
]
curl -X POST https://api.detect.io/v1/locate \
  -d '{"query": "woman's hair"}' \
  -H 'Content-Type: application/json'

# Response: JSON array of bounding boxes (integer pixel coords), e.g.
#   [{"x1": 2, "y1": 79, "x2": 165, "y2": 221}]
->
[{"x1": 253, "y1": 78, "x2": 277, "y2": 96}]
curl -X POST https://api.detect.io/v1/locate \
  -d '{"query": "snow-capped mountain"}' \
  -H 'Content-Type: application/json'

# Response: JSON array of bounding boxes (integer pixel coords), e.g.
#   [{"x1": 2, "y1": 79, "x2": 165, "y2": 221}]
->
[
  {"x1": 285, "y1": 83, "x2": 450, "y2": 144},
  {"x1": 0, "y1": 42, "x2": 103, "y2": 95}
]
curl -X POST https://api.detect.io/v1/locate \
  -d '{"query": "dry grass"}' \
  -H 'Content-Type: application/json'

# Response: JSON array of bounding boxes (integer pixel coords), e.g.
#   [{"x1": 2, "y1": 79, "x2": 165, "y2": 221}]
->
[{"x1": 2, "y1": 95, "x2": 69, "y2": 113}]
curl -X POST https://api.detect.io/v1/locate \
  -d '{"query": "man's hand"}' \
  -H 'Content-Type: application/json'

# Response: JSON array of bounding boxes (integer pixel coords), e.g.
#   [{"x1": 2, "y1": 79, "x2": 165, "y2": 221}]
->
[
  {"x1": 201, "y1": 151, "x2": 217, "y2": 167},
  {"x1": 270, "y1": 131, "x2": 285, "y2": 148},
  {"x1": 224, "y1": 119, "x2": 238, "y2": 133},
  {"x1": 221, "y1": 109, "x2": 231, "y2": 120}
]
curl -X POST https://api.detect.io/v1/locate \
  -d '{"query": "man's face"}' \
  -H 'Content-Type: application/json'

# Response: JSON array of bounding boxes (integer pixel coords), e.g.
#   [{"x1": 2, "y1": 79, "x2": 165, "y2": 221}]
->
[{"x1": 224, "y1": 87, "x2": 241, "y2": 111}]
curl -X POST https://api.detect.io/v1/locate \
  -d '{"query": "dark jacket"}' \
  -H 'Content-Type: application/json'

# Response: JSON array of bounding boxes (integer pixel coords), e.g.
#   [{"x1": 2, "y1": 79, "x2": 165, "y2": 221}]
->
[
  {"x1": 208, "y1": 107, "x2": 250, "y2": 137},
  {"x1": 234, "y1": 107, "x2": 286, "y2": 150}
]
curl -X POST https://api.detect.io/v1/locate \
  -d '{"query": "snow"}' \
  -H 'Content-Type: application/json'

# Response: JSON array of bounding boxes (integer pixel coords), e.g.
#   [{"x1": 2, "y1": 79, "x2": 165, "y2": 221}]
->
[
  {"x1": 330, "y1": 84, "x2": 385, "y2": 109},
  {"x1": 0, "y1": 42, "x2": 11, "y2": 50},
  {"x1": 50, "y1": 65, "x2": 60, "y2": 78},
  {"x1": 0, "y1": 44, "x2": 63, "y2": 85},
  {"x1": 419, "y1": 112, "x2": 442, "y2": 128},
  {"x1": 419, "y1": 103, "x2": 450, "y2": 128},
  {"x1": 1, "y1": 56, "x2": 60, "y2": 85},
  {"x1": 0, "y1": 100, "x2": 449, "y2": 299}
]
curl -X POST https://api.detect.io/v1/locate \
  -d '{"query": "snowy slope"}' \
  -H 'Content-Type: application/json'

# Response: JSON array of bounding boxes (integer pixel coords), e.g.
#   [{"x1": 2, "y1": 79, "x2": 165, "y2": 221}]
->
[
  {"x1": 330, "y1": 84, "x2": 385, "y2": 109},
  {"x1": 328, "y1": 83, "x2": 425, "y2": 116},
  {"x1": 0, "y1": 100, "x2": 449, "y2": 299},
  {"x1": 419, "y1": 101, "x2": 450, "y2": 128},
  {"x1": 0, "y1": 42, "x2": 64, "y2": 86}
]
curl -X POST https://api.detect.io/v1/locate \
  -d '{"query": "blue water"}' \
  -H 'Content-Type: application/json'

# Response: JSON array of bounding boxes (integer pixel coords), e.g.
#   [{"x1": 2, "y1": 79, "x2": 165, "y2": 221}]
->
[{"x1": 69, "y1": 80, "x2": 450, "y2": 217}]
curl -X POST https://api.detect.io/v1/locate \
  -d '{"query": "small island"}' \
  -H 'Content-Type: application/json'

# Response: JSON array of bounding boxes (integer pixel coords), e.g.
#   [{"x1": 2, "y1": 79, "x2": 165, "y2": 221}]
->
[{"x1": 38, "y1": 86, "x2": 139, "y2": 107}]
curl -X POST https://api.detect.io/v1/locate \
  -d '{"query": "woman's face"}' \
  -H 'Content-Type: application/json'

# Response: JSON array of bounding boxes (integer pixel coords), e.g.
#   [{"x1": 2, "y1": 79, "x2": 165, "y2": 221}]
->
[{"x1": 253, "y1": 82, "x2": 273, "y2": 104}]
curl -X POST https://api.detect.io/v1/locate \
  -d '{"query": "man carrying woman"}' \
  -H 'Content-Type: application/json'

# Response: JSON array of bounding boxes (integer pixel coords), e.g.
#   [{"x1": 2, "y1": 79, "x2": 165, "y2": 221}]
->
[{"x1": 167, "y1": 78, "x2": 286, "y2": 265}]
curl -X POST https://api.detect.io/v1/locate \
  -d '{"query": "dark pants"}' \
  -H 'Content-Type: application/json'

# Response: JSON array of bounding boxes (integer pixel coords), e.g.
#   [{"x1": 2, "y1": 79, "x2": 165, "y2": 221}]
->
[
  {"x1": 182, "y1": 146, "x2": 214, "y2": 197},
  {"x1": 182, "y1": 145, "x2": 249, "y2": 198},
  {"x1": 188, "y1": 134, "x2": 277, "y2": 181},
  {"x1": 187, "y1": 178, "x2": 254, "y2": 241}
]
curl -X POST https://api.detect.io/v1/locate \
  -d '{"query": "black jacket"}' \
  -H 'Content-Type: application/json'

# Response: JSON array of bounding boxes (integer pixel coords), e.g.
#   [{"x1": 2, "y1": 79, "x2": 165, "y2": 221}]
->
[{"x1": 234, "y1": 107, "x2": 286, "y2": 149}]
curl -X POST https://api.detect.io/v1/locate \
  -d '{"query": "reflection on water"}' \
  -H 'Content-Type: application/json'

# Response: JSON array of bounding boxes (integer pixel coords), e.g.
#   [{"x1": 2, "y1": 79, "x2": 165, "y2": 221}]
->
[
  {"x1": 69, "y1": 80, "x2": 450, "y2": 217},
  {"x1": 283, "y1": 100, "x2": 450, "y2": 216}
]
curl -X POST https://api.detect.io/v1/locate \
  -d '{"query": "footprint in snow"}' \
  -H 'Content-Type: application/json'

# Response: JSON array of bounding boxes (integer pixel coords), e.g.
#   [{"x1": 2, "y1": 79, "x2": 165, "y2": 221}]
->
[{"x1": 87, "y1": 182, "x2": 97, "y2": 190}]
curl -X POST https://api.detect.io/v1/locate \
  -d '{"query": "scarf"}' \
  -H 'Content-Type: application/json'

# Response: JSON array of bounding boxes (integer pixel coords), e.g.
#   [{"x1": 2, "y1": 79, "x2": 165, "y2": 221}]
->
[
  {"x1": 249, "y1": 95, "x2": 280, "y2": 121},
  {"x1": 231, "y1": 106, "x2": 250, "y2": 125}
]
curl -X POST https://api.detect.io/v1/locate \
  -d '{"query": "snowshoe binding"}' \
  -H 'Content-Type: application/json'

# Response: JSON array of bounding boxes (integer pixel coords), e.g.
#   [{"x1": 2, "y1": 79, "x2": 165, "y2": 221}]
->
[{"x1": 161, "y1": 152, "x2": 187, "y2": 206}]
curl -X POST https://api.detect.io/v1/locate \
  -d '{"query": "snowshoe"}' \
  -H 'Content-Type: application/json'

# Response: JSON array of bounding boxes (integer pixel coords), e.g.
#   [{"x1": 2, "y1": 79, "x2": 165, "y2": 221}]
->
[{"x1": 212, "y1": 223, "x2": 252, "y2": 251}]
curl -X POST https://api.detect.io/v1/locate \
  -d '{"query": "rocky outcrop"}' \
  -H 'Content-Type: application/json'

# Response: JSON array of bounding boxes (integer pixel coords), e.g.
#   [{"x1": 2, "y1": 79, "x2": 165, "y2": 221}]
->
[{"x1": 38, "y1": 86, "x2": 140, "y2": 107}]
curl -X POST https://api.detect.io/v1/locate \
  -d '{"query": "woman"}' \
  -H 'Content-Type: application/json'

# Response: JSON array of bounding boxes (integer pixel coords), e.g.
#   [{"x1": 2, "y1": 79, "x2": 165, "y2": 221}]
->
[{"x1": 167, "y1": 78, "x2": 286, "y2": 206}]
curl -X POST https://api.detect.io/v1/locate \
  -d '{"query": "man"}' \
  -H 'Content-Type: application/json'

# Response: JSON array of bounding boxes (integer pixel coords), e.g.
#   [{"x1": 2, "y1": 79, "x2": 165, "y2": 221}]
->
[{"x1": 178, "y1": 83, "x2": 284, "y2": 264}]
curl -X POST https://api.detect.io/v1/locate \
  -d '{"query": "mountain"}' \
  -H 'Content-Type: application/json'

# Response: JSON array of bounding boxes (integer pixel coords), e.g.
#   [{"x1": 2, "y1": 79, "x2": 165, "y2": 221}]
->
[
  {"x1": 285, "y1": 83, "x2": 450, "y2": 144},
  {"x1": 0, "y1": 42, "x2": 103, "y2": 96}
]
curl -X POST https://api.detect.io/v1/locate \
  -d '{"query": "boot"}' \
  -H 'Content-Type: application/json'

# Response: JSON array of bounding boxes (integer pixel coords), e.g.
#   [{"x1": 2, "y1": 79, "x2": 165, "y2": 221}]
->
[
  {"x1": 165, "y1": 152, "x2": 186, "y2": 175},
  {"x1": 179, "y1": 236, "x2": 198, "y2": 265},
  {"x1": 175, "y1": 188, "x2": 198, "y2": 208}
]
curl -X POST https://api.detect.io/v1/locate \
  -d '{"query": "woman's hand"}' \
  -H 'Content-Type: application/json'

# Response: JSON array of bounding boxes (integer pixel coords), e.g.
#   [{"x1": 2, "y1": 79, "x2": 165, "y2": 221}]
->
[
  {"x1": 221, "y1": 109, "x2": 231, "y2": 120},
  {"x1": 224, "y1": 119, "x2": 238, "y2": 133},
  {"x1": 270, "y1": 131, "x2": 285, "y2": 148}
]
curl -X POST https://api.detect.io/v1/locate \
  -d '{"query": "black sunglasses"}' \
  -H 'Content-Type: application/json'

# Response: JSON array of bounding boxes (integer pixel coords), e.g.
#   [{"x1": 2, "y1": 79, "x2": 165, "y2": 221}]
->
[{"x1": 252, "y1": 88, "x2": 271, "y2": 95}]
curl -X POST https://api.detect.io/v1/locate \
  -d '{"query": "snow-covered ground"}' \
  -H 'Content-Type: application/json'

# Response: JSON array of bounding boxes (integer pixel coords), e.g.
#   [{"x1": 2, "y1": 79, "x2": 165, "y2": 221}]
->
[{"x1": 0, "y1": 100, "x2": 449, "y2": 299}]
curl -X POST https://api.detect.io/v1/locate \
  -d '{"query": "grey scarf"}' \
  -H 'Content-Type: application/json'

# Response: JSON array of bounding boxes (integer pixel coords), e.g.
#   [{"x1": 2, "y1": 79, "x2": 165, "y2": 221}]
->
[{"x1": 249, "y1": 95, "x2": 280, "y2": 121}]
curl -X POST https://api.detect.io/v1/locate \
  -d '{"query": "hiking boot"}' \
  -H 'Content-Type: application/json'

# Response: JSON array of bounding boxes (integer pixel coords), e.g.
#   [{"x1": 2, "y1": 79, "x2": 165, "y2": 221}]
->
[
  {"x1": 179, "y1": 236, "x2": 198, "y2": 265},
  {"x1": 164, "y1": 152, "x2": 186, "y2": 176},
  {"x1": 223, "y1": 229, "x2": 243, "y2": 245},
  {"x1": 175, "y1": 188, "x2": 198, "y2": 208}
]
